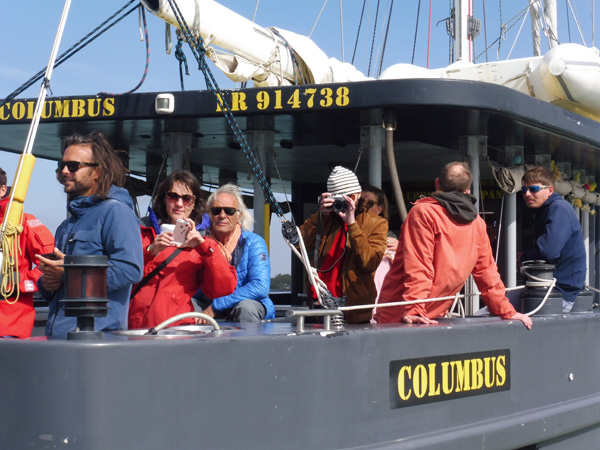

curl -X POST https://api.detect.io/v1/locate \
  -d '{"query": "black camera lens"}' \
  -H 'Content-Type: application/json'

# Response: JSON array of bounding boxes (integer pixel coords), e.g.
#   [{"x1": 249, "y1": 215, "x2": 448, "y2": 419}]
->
[{"x1": 332, "y1": 199, "x2": 347, "y2": 212}]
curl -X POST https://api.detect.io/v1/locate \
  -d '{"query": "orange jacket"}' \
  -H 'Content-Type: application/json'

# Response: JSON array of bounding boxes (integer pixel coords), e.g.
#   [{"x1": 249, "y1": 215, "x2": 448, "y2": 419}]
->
[
  {"x1": 375, "y1": 196, "x2": 515, "y2": 323},
  {"x1": 0, "y1": 197, "x2": 55, "y2": 337}
]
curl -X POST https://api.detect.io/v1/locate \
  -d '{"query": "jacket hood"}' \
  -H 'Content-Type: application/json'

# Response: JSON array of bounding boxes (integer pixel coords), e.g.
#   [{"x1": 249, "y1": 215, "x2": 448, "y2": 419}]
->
[
  {"x1": 431, "y1": 192, "x2": 478, "y2": 223},
  {"x1": 543, "y1": 192, "x2": 562, "y2": 207},
  {"x1": 68, "y1": 185, "x2": 134, "y2": 217}
]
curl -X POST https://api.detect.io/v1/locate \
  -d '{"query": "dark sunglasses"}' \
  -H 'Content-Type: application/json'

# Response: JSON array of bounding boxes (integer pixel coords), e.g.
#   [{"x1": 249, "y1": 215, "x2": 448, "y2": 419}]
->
[
  {"x1": 365, "y1": 200, "x2": 379, "y2": 208},
  {"x1": 521, "y1": 185, "x2": 550, "y2": 194},
  {"x1": 210, "y1": 207, "x2": 238, "y2": 216},
  {"x1": 166, "y1": 192, "x2": 196, "y2": 205},
  {"x1": 57, "y1": 161, "x2": 99, "y2": 173}
]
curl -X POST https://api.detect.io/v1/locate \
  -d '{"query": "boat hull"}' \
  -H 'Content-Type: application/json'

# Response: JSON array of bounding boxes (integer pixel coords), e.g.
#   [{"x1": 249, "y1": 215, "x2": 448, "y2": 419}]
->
[{"x1": 2, "y1": 314, "x2": 600, "y2": 449}]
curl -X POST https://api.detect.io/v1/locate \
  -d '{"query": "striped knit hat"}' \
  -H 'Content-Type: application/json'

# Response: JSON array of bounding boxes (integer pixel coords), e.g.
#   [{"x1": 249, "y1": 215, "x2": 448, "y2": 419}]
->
[{"x1": 327, "y1": 166, "x2": 362, "y2": 195}]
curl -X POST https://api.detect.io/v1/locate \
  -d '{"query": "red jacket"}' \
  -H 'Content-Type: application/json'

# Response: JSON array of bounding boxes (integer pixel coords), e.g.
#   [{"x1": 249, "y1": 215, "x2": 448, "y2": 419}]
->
[
  {"x1": 128, "y1": 226, "x2": 237, "y2": 329},
  {"x1": 375, "y1": 196, "x2": 516, "y2": 323},
  {"x1": 0, "y1": 197, "x2": 55, "y2": 337}
]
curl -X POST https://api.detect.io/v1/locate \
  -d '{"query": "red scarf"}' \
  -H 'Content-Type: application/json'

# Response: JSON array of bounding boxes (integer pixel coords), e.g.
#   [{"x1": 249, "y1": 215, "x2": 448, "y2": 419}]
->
[{"x1": 311, "y1": 225, "x2": 346, "y2": 301}]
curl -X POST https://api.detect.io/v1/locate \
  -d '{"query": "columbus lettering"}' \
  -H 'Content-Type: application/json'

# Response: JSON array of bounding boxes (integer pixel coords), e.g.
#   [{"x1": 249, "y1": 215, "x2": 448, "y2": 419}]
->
[
  {"x1": 389, "y1": 350, "x2": 510, "y2": 408},
  {"x1": 0, "y1": 98, "x2": 115, "y2": 122}
]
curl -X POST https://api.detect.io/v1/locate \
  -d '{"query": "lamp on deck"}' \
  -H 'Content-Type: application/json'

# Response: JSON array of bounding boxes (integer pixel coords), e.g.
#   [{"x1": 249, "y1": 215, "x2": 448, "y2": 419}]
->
[{"x1": 60, "y1": 255, "x2": 109, "y2": 340}]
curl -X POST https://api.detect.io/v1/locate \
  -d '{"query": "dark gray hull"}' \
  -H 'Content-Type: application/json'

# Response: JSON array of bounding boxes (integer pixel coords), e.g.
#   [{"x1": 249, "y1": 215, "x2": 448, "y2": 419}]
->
[{"x1": 2, "y1": 314, "x2": 600, "y2": 449}]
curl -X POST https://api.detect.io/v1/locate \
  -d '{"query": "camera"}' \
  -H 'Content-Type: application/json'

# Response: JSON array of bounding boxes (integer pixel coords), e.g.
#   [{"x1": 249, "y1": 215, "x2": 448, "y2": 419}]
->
[{"x1": 330, "y1": 194, "x2": 348, "y2": 213}]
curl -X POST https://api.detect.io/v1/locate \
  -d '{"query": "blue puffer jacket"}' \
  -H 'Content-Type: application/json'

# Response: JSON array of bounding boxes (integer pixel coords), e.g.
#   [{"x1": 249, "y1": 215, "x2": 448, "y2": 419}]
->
[
  {"x1": 521, "y1": 192, "x2": 586, "y2": 302},
  {"x1": 210, "y1": 230, "x2": 275, "y2": 319},
  {"x1": 40, "y1": 186, "x2": 144, "y2": 336}
]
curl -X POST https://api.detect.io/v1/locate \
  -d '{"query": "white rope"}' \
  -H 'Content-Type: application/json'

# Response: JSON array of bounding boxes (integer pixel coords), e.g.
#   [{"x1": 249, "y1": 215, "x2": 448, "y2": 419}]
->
[
  {"x1": 519, "y1": 263, "x2": 557, "y2": 316},
  {"x1": 285, "y1": 226, "x2": 329, "y2": 305},
  {"x1": 309, "y1": 0, "x2": 329, "y2": 38},
  {"x1": 339, "y1": 291, "x2": 483, "y2": 312},
  {"x1": 566, "y1": 0, "x2": 587, "y2": 46},
  {"x1": 446, "y1": 292, "x2": 463, "y2": 318}
]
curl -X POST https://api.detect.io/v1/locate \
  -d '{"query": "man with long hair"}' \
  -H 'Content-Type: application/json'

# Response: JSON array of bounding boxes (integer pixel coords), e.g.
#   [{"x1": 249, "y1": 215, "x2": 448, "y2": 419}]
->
[{"x1": 37, "y1": 131, "x2": 144, "y2": 336}]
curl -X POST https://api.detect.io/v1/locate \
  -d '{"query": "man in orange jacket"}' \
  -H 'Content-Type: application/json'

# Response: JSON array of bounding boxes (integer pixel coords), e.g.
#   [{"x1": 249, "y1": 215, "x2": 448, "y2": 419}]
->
[
  {"x1": 374, "y1": 162, "x2": 531, "y2": 329},
  {"x1": 0, "y1": 167, "x2": 55, "y2": 338}
]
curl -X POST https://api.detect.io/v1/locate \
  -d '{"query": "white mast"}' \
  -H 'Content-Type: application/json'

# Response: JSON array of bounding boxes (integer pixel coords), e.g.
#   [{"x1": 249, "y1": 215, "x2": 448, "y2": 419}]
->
[{"x1": 455, "y1": 0, "x2": 471, "y2": 62}]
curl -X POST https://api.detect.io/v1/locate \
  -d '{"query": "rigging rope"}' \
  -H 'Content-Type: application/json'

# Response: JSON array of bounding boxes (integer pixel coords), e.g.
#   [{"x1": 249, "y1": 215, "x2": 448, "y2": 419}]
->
[
  {"x1": 412, "y1": 0, "x2": 422, "y2": 64},
  {"x1": 98, "y1": 5, "x2": 150, "y2": 97},
  {"x1": 175, "y1": 33, "x2": 190, "y2": 90},
  {"x1": 163, "y1": 0, "x2": 297, "y2": 243},
  {"x1": 368, "y1": 0, "x2": 382, "y2": 77},
  {"x1": 270, "y1": 29, "x2": 306, "y2": 85},
  {"x1": 377, "y1": 0, "x2": 395, "y2": 77},
  {"x1": 475, "y1": 3, "x2": 531, "y2": 61},
  {"x1": 339, "y1": 0, "x2": 345, "y2": 62},
  {"x1": 0, "y1": 0, "x2": 138, "y2": 109},
  {"x1": 351, "y1": 0, "x2": 368, "y2": 65}
]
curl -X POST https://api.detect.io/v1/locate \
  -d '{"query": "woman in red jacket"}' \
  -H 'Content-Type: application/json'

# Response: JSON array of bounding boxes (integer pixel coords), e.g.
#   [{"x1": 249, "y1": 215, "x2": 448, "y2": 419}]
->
[{"x1": 128, "y1": 171, "x2": 236, "y2": 329}]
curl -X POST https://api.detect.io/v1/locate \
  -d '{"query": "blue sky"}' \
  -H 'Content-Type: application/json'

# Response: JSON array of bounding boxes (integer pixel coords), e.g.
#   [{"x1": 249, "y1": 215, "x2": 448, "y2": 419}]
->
[{"x1": 0, "y1": 0, "x2": 597, "y2": 274}]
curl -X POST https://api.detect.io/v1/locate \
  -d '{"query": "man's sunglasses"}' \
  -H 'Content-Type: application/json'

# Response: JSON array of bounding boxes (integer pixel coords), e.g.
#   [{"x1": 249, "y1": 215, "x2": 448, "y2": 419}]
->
[
  {"x1": 521, "y1": 185, "x2": 550, "y2": 194},
  {"x1": 166, "y1": 192, "x2": 196, "y2": 205},
  {"x1": 57, "y1": 161, "x2": 99, "y2": 173},
  {"x1": 209, "y1": 207, "x2": 238, "y2": 216}
]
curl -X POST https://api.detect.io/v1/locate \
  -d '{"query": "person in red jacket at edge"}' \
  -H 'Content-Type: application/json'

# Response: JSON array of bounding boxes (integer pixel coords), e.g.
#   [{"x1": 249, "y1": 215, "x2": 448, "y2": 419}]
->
[
  {"x1": 0, "y1": 167, "x2": 55, "y2": 338},
  {"x1": 374, "y1": 161, "x2": 532, "y2": 329}
]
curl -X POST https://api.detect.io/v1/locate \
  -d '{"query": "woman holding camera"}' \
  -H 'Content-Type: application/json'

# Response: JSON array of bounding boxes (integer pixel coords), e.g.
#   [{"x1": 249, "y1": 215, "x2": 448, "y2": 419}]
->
[{"x1": 128, "y1": 171, "x2": 236, "y2": 329}]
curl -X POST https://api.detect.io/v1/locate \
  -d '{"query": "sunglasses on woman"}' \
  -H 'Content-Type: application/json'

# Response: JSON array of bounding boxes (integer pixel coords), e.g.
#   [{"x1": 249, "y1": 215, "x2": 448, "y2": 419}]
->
[
  {"x1": 166, "y1": 192, "x2": 196, "y2": 205},
  {"x1": 521, "y1": 185, "x2": 550, "y2": 194},
  {"x1": 56, "y1": 161, "x2": 99, "y2": 173},
  {"x1": 209, "y1": 207, "x2": 238, "y2": 216}
]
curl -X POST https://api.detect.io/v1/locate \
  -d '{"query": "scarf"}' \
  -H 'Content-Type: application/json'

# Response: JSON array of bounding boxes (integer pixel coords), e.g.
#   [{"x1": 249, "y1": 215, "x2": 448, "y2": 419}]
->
[{"x1": 212, "y1": 224, "x2": 242, "y2": 262}]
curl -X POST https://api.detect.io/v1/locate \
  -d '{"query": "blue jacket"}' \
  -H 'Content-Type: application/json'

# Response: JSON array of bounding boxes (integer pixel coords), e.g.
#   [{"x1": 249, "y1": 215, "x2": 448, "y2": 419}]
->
[
  {"x1": 521, "y1": 192, "x2": 586, "y2": 302},
  {"x1": 203, "y1": 230, "x2": 274, "y2": 319},
  {"x1": 40, "y1": 186, "x2": 144, "y2": 336}
]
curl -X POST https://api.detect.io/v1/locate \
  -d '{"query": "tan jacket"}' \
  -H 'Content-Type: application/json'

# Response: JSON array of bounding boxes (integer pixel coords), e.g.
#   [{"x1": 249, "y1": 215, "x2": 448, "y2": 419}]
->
[{"x1": 300, "y1": 211, "x2": 388, "y2": 323}]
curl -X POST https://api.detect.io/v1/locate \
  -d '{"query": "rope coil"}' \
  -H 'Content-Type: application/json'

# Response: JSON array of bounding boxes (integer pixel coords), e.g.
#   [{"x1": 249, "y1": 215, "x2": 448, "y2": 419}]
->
[{"x1": 0, "y1": 222, "x2": 23, "y2": 303}]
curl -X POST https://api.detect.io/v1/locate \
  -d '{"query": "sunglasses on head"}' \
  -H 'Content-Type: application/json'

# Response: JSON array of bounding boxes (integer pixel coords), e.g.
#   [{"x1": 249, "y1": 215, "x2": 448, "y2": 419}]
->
[
  {"x1": 166, "y1": 191, "x2": 196, "y2": 205},
  {"x1": 57, "y1": 161, "x2": 99, "y2": 173},
  {"x1": 521, "y1": 185, "x2": 550, "y2": 194},
  {"x1": 209, "y1": 207, "x2": 238, "y2": 216}
]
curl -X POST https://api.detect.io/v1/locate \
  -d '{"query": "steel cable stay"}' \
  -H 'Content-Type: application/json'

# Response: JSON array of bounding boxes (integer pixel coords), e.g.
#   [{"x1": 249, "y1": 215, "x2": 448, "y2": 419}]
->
[
  {"x1": 475, "y1": 2, "x2": 532, "y2": 61},
  {"x1": 0, "y1": 0, "x2": 139, "y2": 109}
]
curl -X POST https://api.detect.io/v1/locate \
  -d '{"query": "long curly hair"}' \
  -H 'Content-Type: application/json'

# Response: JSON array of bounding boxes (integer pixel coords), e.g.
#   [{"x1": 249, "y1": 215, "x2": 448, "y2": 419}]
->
[{"x1": 62, "y1": 131, "x2": 127, "y2": 199}]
